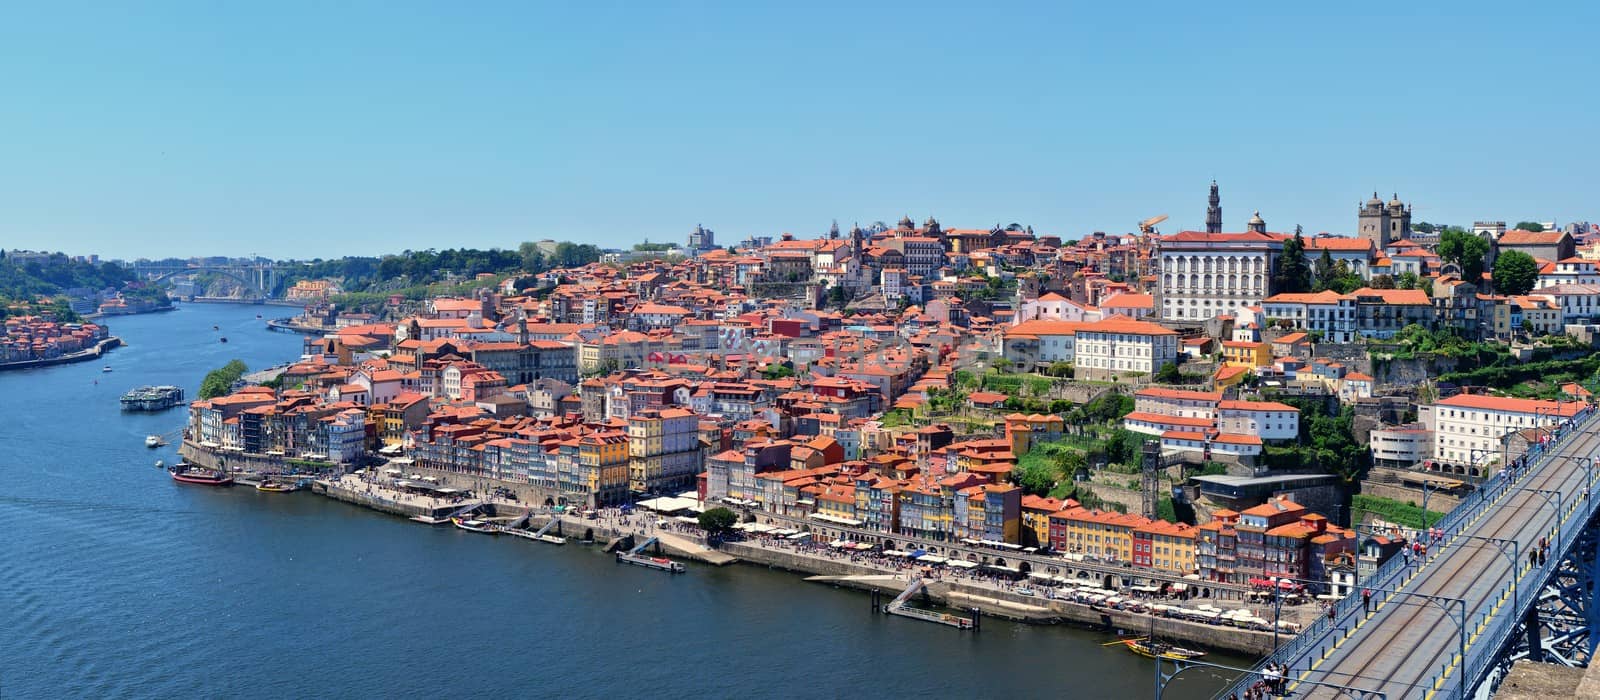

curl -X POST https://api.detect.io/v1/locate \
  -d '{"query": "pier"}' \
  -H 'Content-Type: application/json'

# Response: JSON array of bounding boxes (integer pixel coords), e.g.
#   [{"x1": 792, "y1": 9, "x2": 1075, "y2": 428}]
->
[{"x1": 876, "y1": 576, "x2": 977, "y2": 630}]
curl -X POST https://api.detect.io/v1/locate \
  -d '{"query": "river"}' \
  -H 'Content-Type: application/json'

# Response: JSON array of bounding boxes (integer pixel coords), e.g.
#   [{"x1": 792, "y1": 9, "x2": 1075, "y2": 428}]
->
[{"x1": 0, "y1": 302, "x2": 1245, "y2": 699}]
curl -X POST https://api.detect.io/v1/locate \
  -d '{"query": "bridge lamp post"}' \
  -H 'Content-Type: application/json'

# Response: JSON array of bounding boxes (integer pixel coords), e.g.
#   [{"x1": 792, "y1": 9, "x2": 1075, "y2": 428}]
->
[
  {"x1": 1270, "y1": 571, "x2": 1470, "y2": 700},
  {"x1": 1452, "y1": 534, "x2": 1520, "y2": 609},
  {"x1": 1155, "y1": 655, "x2": 1400, "y2": 700},
  {"x1": 1576, "y1": 456, "x2": 1594, "y2": 521},
  {"x1": 1521, "y1": 488, "x2": 1564, "y2": 540}
]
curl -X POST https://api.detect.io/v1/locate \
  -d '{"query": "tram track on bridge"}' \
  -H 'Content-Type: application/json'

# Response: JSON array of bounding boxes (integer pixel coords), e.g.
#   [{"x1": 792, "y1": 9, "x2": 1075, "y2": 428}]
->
[{"x1": 1291, "y1": 427, "x2": 1600, "y2": 699}]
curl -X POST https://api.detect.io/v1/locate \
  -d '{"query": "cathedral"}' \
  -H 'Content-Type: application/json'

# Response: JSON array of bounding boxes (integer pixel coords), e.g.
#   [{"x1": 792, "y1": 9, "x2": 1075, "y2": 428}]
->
[{"x1": 1357, "y1": 193, "x2": 1412, "y2": 249}]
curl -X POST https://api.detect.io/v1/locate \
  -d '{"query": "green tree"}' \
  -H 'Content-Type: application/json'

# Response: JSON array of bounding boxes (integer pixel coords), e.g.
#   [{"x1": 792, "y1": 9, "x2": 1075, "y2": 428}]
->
[
  {"x1": 1011, "y1": 455, "x2": 1059, "y2": 496},
  {"x1": 762, "y1": 363, "x2": 795, "y2": 379},
  {"x1": 1437, "y1": 227, "x2": 1490, "y2": 282},
  {"x1": 1369, "y1": 274, "x2": 1396, "y2": 289},
  {"x1": 1313, "y1": 249, "x2": 1337, "y2": 291},
  {"x1": 199, "y1": 359, "x2": 249, "y2": 399},
  {"x1": 1397, "y1": 271, "x2": 1421, "y2": 290},
  {"x1": 697, "y1": 507, "x2": 738, "y2": 534},
  {"x1": 1513, "y1": 221, "x2": 1545, "y2": 232},
  {"x1": 1154, "y1": 361, "x2": 1183, "y2": 384},
  {"x1": 1493, "y1": 250, "x2": 1539, "y2": 296},
  {"x1": 827, "y1": 284, "x2": 849, "y2": 309},
  {"x1": 1272, "y1": 226, "x2": 1312, "y2": 293}
]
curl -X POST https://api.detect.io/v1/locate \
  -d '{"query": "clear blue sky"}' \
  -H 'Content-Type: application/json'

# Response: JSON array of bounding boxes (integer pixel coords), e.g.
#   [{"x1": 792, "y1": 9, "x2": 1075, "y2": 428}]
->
[{"x1": 2, "y1": 1, "x2": 1595, "y2": 260}]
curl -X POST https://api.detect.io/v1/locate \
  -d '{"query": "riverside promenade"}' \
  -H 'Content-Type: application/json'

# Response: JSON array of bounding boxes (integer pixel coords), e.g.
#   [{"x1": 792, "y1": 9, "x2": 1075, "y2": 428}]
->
[{"x1": 310, "y1": 471, "x2": 1299, "y2": 655}]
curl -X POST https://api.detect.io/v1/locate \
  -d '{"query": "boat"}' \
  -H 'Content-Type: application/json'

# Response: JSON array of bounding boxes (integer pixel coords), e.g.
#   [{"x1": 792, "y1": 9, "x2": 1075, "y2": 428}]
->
[
  {"x1": 255, "y1": 314, "x2": 262, "y2": 319},
  {"x1": 452, "y1": 518, "x2": 498, "y2": 534},
  {"x1": 1121, "y1": 637, "x2": 1206, "y2": 661},
  {"x1": 501, "y1": 528, "x2": 567, "y2": 545},
  {"x1": 121, "y1": 385, "x2": 186, "y2": 411},
  {"x1": 219, "y1": 337, "x2": 228, "y2": 343},
  {"x1": 212, "y1": 325, "x2": 219, "y2": 330},
  {"x1": 169, "y1": 465, "x2": 233, "y2": 486},
  {"x1": 144, "y1": 435, "x2": 164, "y2": 448},
  {"x1": 616, "y1": 551, "x2": 686, "y2": 573},
  {"x1": 102, "y1": 366, "x2": 113, "y2": 372},
  {"x1": 256, "y1": 481, "x2": 297, "y2": 493},
  {"x1": 154, "y1": 460, "x2": 165, "y2": 469}
]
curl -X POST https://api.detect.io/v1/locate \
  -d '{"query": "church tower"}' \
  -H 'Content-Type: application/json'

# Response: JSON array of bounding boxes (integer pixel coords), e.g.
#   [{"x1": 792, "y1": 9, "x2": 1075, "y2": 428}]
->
[
  {"x1": 1206, "y1": 181, "x2": 1223, "y2": 234},
  {"x1": 1358, "y1": 192, "x2": 1410, "y2": 249}
]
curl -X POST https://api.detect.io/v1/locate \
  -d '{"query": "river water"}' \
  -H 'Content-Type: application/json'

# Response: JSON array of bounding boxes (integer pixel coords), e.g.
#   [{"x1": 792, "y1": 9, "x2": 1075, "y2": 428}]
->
[{"x1": 0, "y1": 303, "x2": 1244, "y2": 699}]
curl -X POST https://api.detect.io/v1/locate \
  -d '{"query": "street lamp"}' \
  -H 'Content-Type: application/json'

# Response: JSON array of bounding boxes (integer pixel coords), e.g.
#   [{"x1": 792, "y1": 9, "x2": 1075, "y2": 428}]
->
[
  {"x1": 1452, "y1": 534, "x2": 1520, "y2": 608},
  {"x1": 1161, "y1": 656, "x2": 1403, "y2": 700},
  {"x1": 1576, "y1": 456, "x2": 1594, "y2": 520}
]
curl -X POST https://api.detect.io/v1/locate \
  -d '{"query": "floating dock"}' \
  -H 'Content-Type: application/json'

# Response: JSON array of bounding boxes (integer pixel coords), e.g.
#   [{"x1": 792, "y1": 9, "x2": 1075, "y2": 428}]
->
[
  {"x1": 877, "y1": 576, "x2": 977, "y2": 630},
  {"x1": 617, "y1": 551, "x2": 686, "y2": 572},
  {"x1": 615, "y1": 536, "x2": 686, "y2": 573}
]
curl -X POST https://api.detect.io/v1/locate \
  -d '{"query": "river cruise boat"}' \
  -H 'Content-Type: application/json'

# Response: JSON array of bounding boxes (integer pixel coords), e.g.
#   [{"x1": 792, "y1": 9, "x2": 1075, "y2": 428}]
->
[
  {"x1": 1121, "y1": 637, "x2": 1206, "y2": 661},
  {"x1": 122, "y1": 385, "x2": 186, "y2": 411},
  {"x1": 169, "y1": 464, "x2": 233, "y2": 486},
  {"x1": 452, "y1": 518, "x2": 498, "y2": 534}
]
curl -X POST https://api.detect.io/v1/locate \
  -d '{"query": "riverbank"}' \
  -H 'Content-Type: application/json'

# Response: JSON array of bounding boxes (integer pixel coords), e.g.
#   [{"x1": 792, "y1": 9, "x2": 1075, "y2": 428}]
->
[
  {"x1": 0, "y1": 336, "x2": 122, "y2": 372},
  {"x1": 85, "y1": 306, "x2": 176, "y2": 320},
  {"x1": 296, "y1": 466, "x2": 1292, "y2": 657}
]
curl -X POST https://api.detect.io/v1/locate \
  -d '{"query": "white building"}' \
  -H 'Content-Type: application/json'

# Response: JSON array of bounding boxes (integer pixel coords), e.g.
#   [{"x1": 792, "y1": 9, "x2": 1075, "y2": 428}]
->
[
  {"x1": 1133, "y1": 387, "x2": 1223, "y2": 421},
  {"x1": 1369, "y1": 424, "x2": 1432, "y2": 468},
  {"x1": 1430, "y1": 394, "x2": 1583, "y2": 476},
  {"x1": 1216, "y1": 400, "x2": 1300, "y2": 442},
  {"x1": 1304, "y1": 236, "x2": 1377, "y2": 279},
  {"x1": 1014, "y1": 292, "x2": 1100, "y2": 324},
  {"x1": 1537, "y1": 259, "x2": 1600, "y2": 289},
  {"x1": 1157, "y1": 231, "x2": 1282, "y2": 321},
  {"x1": 1261, "y1": 290, "x2": 1356, "y2": 343},
  {"x1": 1001, "y1": 320, "x2": 1085, "y2": 369},
  {"x1": 1530, "y1": 284, "x2": 1600, "y2": 324},
  {"x1": 1072, "y1": 316, "x2": 1179, "y2": 381}
]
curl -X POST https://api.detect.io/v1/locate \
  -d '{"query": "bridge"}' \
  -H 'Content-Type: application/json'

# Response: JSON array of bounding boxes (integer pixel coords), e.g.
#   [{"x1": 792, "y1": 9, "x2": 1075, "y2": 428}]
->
[
  {"x1": 134, "y1": 262, "x2": 279, "y2": 299},
  {"x1": 1211, "y1": 405, "x2": 1600, "y2": 699}
]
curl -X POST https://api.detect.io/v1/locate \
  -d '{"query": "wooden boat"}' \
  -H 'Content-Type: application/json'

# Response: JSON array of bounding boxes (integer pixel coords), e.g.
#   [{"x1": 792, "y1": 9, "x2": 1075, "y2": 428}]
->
[
  {"x1": 1121, "y1": 637, "x2": 1205, "y2": 661},
  {"x1": 256, "y1": 481, "x2": 297, "y2": 493},
  {"x1": 452, "y1": 518, "x2": 498, "y2": 534},
  {"x1": 169, "y1": 465, "x2": 233, "y2": 486}
]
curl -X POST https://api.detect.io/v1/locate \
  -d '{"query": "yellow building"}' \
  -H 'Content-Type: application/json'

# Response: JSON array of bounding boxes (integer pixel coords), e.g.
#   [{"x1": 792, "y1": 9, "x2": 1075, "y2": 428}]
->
[
  {"x1": 1220, "y1": 340, "x2": 1272, "y2": 368},
  {"x1": 1049, "y1": 507, "x2": 1151, "y2": 563},
  {"x1": 1136, "y1": 520, "x2": 1199, "y2": 574},
  {"x1": 1020, "y1": 495, "x2": 1068, "y2": 549},
  {"x1": 578, "y1": 430, "x2": 629, "y2": 503}
]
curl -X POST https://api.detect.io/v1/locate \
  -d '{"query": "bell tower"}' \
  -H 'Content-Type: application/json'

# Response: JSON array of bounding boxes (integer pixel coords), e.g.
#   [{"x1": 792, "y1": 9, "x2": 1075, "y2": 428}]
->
[{"x1": 1206, "y1": 181, "x2": 1223, "y2": 234}]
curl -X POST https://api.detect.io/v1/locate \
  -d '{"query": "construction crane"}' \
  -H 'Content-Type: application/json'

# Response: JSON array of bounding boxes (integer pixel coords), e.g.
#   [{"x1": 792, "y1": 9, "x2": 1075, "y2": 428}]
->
[
  {"x1": 1133, "y1": 215, "x2": 1169, "y2": 284},
  {"x1": 1137, "y1": 214, "x2": 1168, "y2": 236}
]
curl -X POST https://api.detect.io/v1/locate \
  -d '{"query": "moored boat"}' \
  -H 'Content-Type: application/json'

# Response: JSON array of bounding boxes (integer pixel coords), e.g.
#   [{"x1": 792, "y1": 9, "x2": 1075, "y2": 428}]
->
[
  {"x1": 1121, "y1": 637, "x2": 1205, "y2": 660},
  {"x1": 452, "y1": 517, "x2": 498, "y2": 534},
  {"x1": 169, "y1": 464, "x2": 233, "y2": 486},
  {"x1": 145, "y1": 435, "x2": 162, "y2": 448},
  {"x1": 256, "y1": 481, "x2": 297, "y2": 493}
]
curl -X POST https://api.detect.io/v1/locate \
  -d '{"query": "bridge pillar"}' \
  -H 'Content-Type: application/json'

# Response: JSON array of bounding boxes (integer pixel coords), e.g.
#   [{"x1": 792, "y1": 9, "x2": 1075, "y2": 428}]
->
[{"x1": 1524, "y1": 605, "x2": 1544, "y2": 663}]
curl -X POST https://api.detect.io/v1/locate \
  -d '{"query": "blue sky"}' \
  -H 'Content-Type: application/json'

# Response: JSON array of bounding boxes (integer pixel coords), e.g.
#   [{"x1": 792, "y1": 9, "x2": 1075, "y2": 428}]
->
[{"x1": 1, "y1": 1, "x2": 1595, "y2": 259}]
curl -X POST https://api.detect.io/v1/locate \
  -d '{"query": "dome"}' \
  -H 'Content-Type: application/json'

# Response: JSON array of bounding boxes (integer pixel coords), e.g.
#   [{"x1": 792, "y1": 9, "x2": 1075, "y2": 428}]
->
[
  {"x1": 1388, "y1": 194, "x2": 1404, "y2": 208},
  {"x1": 1367, "y1": 192, "x2": 1383, "y2": 207},
  {"x1": 1248, "y1": 211, "x2": 1265, "y2": 225}
]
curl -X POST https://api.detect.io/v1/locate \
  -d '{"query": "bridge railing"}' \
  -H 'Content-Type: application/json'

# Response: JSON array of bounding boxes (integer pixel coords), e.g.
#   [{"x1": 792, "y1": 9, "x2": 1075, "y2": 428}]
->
[
  {"x1": 1216, "y1": 405, "x2": 1599, "y2": 700},
  {"x1": 1454, "y1": 407, "x2": 1600, "y2": 696}
]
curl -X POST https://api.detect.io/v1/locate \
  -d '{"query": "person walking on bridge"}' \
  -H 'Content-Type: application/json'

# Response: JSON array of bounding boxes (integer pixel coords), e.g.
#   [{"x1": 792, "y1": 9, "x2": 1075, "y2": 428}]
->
[{"x1": 1362, "y1": 588, "x2": 1372, "y2": 615}]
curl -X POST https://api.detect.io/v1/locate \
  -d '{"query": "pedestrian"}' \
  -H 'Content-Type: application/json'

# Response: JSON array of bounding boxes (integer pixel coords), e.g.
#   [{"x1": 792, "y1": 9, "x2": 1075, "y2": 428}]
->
[
  {"x1": 1362, "y1": 588, "x2": 1372, "y2": 614},
  {"x1": 1327, "y1": 604, "x2": 1336, "y2": 622}
]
